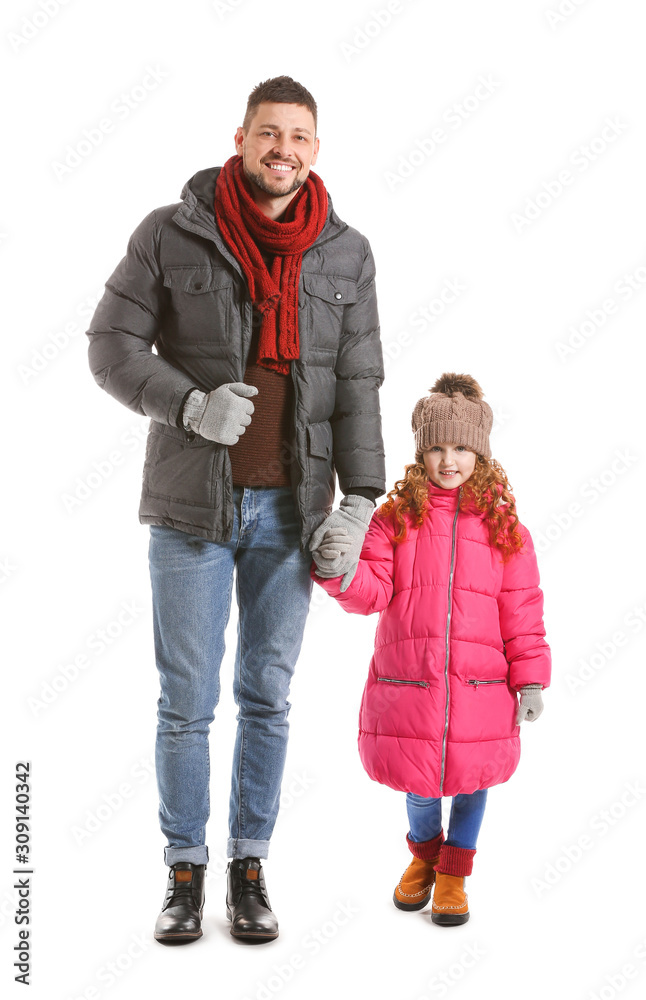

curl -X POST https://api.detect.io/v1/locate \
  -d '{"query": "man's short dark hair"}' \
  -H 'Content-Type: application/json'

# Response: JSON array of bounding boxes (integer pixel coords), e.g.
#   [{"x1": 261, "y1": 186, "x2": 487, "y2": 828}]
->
[{"x1": 242, "y1": 75, "x2": 318, "y2": 135}]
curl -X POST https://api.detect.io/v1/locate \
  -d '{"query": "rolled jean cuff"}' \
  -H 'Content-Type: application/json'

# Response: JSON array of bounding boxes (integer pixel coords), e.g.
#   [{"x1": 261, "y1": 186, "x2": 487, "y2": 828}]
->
[
  {"x1": 227, "y1": 838, "x2": 270, "y2": 860},
  {"x1": 164, "y1": 845, "x2": 209, "y2": 866}
]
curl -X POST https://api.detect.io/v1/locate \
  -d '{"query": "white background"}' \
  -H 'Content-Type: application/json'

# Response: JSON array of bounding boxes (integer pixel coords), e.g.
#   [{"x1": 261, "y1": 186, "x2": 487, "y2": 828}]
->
[{"x1": 3, "y1": 0, "x2": 645, "y2": 997}]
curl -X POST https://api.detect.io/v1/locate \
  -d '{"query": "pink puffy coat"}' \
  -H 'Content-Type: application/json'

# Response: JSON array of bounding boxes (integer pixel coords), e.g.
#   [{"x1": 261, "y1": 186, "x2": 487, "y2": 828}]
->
[{"x1": 311, "y1": 481, "x2": 551, "y2": 797}]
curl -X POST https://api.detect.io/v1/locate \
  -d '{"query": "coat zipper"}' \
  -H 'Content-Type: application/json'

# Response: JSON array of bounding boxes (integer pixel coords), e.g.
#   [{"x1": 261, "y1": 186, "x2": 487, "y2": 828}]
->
[
  {"x1": 289, "y1": 225, "x2": 348, "y2": 553},
  {"x1": 223, "y1": 294, "x2": 254, "y2": 537},
  {"x1": 467, "y1": 679, "x2": 506, "y2": 687},
  {"x1": 377, "y1": 676, "x2": 429, "y2": 688},
  {"x1": 290, "y1": 361, "x2": 305, "y2": 546},
  {"x1": 439, "y1": 486, "x2": 461, "y2": 795}
]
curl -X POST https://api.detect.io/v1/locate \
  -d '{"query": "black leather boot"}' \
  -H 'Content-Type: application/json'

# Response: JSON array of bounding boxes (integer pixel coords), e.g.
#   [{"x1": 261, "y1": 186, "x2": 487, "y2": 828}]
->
[
  {"x1": 226, "y1": 857, "x2": 279, "y2": 942},
  {"x1": 154, "y1": 862, "x2": 206, "y2": 943}
]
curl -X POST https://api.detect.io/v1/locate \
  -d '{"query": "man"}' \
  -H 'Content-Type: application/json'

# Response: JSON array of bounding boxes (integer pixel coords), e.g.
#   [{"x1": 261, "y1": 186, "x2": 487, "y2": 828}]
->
[{"x1": 86, "y1": 75, "x2": 385, "y2": 944}]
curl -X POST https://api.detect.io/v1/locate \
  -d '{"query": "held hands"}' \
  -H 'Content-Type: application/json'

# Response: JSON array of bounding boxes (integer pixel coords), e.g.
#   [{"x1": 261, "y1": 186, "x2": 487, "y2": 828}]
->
[
  {"x1": 309, "y1": 495, "x2": 374, "y2": 593},
  {"x1": 185, "y1": 383, "x2": 258, "y2": 445},
  {"x1": 516, "y1": 684, "x2": 544, "y2": 725}
]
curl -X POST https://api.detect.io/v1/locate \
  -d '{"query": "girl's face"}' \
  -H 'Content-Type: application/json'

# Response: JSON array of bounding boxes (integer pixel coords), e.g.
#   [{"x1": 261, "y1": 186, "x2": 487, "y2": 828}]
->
[{"x1": 423, "y1": 444, "x2": 477, "y2": 489}]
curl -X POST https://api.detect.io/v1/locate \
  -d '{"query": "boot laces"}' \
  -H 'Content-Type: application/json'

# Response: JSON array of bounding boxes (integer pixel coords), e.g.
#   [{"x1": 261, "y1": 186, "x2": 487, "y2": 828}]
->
[
  {"x1": 239, "y1": 876, "x2": 263, "y2": 899},
  {"x1": 168, "y1": 882, "x2": 194, "y2": 903},
  {"x1": 166, "y1": 871, "x2": 197, "y2": 906},
  {"x1": 234, "y1": 861, "x2": 267, "y2": 905}
]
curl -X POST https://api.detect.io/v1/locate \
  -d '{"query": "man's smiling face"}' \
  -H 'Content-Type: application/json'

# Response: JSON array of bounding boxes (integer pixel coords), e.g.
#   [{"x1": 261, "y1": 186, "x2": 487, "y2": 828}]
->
[{"x1": 234, "y1": 101, "x2": 319, "y2": 203}]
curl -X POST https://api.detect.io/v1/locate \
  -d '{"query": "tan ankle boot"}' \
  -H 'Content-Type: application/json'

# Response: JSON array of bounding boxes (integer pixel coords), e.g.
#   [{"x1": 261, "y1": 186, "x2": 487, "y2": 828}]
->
[
  {"x1": 431, "y1": 845, "x2": 476, "y2": 926},
  {"x1": 431, "y1": 873, "x2": 470, "y2": 924},
  {"x1": 393, "y1": 831, "x2": 444, "y2": 911}
]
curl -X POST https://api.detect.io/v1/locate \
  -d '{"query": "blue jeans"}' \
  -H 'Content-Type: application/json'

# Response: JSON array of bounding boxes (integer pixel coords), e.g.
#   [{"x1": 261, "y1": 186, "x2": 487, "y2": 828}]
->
[
  {"x1": 148, "y1": 486, "x2": 313, "y2": 866},
  {"x1": 406, "y1": 790, "x2": 488, "y2": 850}
]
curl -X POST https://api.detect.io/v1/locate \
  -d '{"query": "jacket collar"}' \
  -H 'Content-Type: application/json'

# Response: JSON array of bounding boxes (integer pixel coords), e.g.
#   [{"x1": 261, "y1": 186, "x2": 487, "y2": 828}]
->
[
  {"x1": 426, "y1": 479, "x2": 508, "y2": 519},
  {"x1": 172, "y1": 165, "x2": 348, "y2": 279},
  {"x1": 426, "y1": 480, "x2": 461, "y2": 510}
]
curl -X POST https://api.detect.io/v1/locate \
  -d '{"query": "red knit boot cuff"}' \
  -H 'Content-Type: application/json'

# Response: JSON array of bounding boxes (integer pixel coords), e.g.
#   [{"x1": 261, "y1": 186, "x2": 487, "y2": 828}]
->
[
  {"x1": 406, "y1": 830, "x2": 445, "y2": 860},
  {"x1": 433, "y1": 844, "x2": 476, "y2": 876}
]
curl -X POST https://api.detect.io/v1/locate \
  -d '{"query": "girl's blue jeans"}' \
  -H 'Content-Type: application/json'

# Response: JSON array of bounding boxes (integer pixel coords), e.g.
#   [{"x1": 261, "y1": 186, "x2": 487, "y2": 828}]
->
[{"x1": 406, "y1": 789, "x2": 488, "y2": 849}]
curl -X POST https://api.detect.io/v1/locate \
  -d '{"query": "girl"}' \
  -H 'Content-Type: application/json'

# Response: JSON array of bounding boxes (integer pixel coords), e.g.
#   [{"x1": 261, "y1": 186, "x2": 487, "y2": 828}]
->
[{"x1": 310, "y1": 373, "x2": 551, "y2": 925}]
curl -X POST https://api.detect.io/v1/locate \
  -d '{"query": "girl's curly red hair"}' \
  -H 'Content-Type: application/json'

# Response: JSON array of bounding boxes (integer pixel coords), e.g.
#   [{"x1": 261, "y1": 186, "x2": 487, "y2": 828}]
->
[{"x1": 376, "y1": 454, "x2": 524, "y2": 563}]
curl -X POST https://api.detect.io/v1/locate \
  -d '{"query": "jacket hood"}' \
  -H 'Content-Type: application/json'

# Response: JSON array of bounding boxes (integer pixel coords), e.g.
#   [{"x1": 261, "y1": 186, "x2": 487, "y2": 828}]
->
[
  {"x1": 179, "y1": 164, "x2": 343, "y2": 239},
  {"x1": 180, "y1": 165, "x2": 220, "y2": 205}
]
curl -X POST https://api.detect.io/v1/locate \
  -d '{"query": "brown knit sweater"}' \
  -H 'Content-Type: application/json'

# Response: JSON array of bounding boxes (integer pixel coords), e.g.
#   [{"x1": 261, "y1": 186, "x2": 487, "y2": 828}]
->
[{"x1": 229, "y1": 306, "x2": 294, "y2": 488}]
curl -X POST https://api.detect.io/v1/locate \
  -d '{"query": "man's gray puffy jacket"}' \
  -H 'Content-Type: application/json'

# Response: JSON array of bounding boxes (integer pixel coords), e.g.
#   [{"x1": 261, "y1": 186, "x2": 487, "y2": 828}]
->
[{"x1": 86, "y1": 166, "x2": 386, "y2": 551}]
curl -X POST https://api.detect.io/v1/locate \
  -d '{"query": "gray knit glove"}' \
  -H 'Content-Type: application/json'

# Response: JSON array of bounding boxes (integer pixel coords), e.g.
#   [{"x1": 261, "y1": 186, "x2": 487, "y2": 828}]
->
[
  {"x1": 183, "y1": 383, "x2": 258, "y2": 445},
  {"x1": 309, "y1": 495, "x2": 374, "y2": 593},
  {"x1": 516, "y1": 684, "x2": 544, "y2": 724},
  {"x1": 314, "y1": 527, "x2": 353, "y2": 562}
]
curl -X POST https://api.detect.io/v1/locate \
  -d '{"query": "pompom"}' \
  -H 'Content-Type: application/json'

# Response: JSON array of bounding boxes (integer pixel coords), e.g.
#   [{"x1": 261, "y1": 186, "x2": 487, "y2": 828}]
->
[{"x1": 430, "y1": 372, "x2": 483, "y2": 400}]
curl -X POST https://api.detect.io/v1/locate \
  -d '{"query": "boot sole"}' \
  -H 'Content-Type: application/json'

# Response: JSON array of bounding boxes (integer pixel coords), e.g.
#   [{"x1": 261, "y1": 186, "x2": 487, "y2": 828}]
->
[
  {"x1": 431, "y1": 911, "x2": 470, "y2": 926},
  {"x1": 154, "y1": 930, "x2": 203, "y2": 943},
  {"x1": 392, "y1": 889, "x2": 432, "y2": 911}
]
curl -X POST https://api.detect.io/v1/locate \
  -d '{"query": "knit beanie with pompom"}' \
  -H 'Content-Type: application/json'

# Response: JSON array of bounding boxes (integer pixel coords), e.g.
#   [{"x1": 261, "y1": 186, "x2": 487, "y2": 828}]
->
[{"x1": 411, "y1": 373, "x2": 493, "y2": 461}]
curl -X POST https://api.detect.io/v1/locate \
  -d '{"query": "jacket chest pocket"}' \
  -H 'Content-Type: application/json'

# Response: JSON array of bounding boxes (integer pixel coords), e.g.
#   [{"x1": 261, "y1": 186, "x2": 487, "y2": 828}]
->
[
  {"x1": 163, "y1": 265, "x2": 234, "y2": 345},
  {"x1": 302, "y1": 273, "x2": 358, "y2": 353}
]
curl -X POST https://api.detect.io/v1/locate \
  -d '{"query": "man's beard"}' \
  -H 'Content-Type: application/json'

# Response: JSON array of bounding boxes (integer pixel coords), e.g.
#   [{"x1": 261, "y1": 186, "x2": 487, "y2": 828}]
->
[{"x1": 243, "y1": 160, "x2": 306, "y2": 199}]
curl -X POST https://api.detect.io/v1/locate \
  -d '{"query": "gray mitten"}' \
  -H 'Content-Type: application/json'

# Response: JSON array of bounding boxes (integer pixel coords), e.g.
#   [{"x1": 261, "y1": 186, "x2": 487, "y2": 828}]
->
[
  {"x1": 183, "y1": 383, "x2": 258, "y2": 445},
  {"x1": 516, "y1": 684, "x2": 544, "y2": 724},
  {"x1": 310, "y1": 495, "x2": 374, "y2": 593}
]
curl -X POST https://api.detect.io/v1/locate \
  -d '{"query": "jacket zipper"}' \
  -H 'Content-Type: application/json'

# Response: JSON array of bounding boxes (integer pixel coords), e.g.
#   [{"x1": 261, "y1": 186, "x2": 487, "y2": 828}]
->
[
  {"x1": 289, "y1": 225, "x2": 350, "y2": 553},
  {"x1": 377, "y1": 676, "x2": 429, "y2": 688},
  {"x1": 290, "y1": 361, "x2": 305, "y2": 546},
  {"x1": 439, "y1": 486, "x2": 461, "y2": 795},
  {"x1": 224, "y1": 294, "x2": 254, "y2": 536},
  {"x1": 467, "y1": 679, "x2": 506, "y2": 687}
]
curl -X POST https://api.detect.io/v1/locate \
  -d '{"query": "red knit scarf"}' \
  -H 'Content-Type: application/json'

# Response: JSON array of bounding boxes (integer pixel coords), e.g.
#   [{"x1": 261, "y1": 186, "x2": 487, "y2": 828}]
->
[{"x1": 214, "y1": 154, "x2": 328, "y2": 373}]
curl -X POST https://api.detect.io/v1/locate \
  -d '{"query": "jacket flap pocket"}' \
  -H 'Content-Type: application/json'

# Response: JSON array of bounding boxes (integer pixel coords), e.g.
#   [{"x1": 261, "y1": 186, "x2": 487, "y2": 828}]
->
[
  {"x1": 306, "y1": 421, "x2": 332, "y2": 458},
  {"x1": 163, "y1": 265, "x2": 233, "y2": 293},
  {"x1": 302, "y1": 273, "x2": 358, "y2": 305}
]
